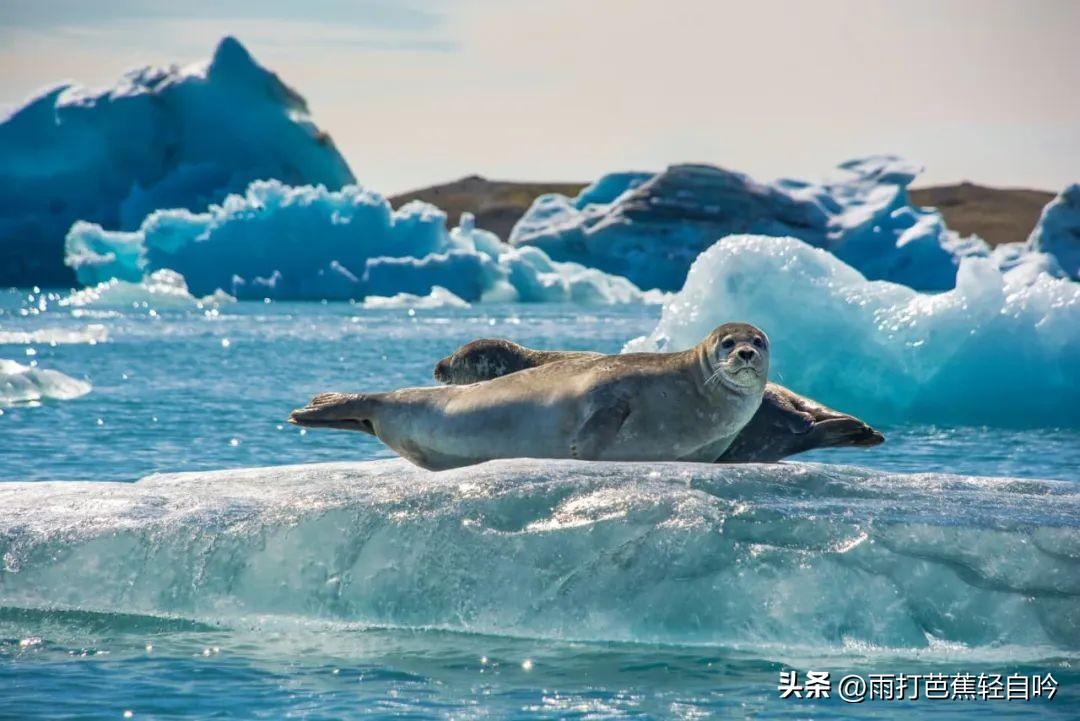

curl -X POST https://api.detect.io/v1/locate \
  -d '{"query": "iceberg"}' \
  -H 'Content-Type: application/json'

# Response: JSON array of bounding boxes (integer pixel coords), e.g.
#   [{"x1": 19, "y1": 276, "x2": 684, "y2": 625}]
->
[
  {"x1": 626, "y1": 235, "x2": 1080, "y2": 427},
  {"x1": 65, "y1": 184, "x2": 659, "y2": 304},
  {"x1": 1028, "y1": 184, "x2": 1080, "y2": 280},
  {"x1": 0, "y1": 358, "x2": 91, "y2": 406},
  {"x1": 0, "y1": 459, "x2": 1076, "y2": 654},
  {"x1": 0, "y1": 37, "x2": 354, "y2": 287},
  {"x1": 510, "y1": 157, "x2": 993, "y2": 292}
]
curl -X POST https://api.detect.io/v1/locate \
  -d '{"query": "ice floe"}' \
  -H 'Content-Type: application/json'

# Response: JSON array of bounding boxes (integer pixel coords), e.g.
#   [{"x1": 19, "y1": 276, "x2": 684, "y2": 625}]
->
[
  {"x1": 0, "y1": 458, "x2": 1075, "y2": 653},
  {"x1": 0, "y1": 359, "x2": 91, "y2": 406},
  {"x1": 361, "y1": 286, "x2": 471, "y2": 310},
  {"x1": 60, "y1": 269, "x2": 235, "y2": 310}
]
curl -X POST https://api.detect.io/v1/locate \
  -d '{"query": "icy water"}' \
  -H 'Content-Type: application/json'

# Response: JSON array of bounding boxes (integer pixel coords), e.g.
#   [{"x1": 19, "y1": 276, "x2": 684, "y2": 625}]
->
[{"x1": 2, "y1": 290, "x2": 1078, "y2": 719}]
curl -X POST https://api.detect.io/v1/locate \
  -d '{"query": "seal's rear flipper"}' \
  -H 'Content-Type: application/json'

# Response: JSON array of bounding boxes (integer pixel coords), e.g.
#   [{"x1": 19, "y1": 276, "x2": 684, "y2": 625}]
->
[
  {"x1": 809, "y1": 417, "x2": 885, "y2": 448},
  {"x1": 289, "y1": 392, "x2": 378, "y2": 435}
]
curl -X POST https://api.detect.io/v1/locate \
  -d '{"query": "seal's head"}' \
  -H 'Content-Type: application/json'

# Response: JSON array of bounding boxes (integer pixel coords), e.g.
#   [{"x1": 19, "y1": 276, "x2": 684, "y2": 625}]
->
[
  {"x1": 434, "y1": 338, "x2": 533, "y2": 385},
  {"x1": 700, "y1": 322, "x2": 770, "y2": 393}
]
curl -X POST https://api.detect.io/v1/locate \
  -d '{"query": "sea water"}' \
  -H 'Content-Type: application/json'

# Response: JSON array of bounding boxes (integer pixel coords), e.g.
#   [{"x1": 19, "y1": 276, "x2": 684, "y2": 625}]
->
[{"x1": 1, "y1": 290, "x2": 1077, "y2": 719}]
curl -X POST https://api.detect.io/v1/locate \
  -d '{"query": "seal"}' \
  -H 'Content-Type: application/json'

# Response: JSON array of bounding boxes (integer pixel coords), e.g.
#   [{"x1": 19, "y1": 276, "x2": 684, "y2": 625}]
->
[
  {"x1": 291, "y1": 322, "x2": 770, "y2": 470},
  {"x1": 433, "y1": 338, "x2": 600, "y2": 385},
  {"x1": 432, "y1": 338, "x2": 883, "y2": 462}
]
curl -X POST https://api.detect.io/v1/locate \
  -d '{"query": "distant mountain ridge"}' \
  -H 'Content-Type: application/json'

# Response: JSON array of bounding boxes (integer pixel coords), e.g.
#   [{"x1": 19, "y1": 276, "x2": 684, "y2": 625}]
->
[
  {"x1": 392, "y1": 176, "x2": 1053, "y2": 248},
  {"x1": 390, "y1": 176, "x2": 587, "y2": 242}
]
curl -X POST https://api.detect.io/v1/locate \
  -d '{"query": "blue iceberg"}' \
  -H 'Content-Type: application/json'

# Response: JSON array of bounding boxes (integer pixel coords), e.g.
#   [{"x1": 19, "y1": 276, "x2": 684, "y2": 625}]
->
[
  {"x1": 511, "y1": 157, "x2": 993, "y2": 292},
  {"x1": 0, "y1": 37, "x2": 354, "y2": 287},
  {"x1": 627, "y1": 235, "x2": 1080, "y2": 427},
  {"x1": 0, "y1": 459, "x2": 1076, "y2": 653},
  {"x1": 65, "y1": 181, "x2": 660, "y2": 304},
  {"x1": 1028, "y1": 184, "x2": 1080, "y2": 280}
]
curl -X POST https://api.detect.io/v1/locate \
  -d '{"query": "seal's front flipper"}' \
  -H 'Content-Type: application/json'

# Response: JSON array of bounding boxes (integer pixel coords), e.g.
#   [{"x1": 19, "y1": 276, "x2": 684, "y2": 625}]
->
[
  {"x1": 289, "y1": 392, "x2": 378, "y2": 435},
  {"x1": 571, "y1": 398, "x2": 631, "y2": 460}
]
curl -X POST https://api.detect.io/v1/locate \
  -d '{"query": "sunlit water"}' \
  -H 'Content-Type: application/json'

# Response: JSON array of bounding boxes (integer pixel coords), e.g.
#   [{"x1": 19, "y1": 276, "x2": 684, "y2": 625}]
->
[{"x1": 2, "y1": 290, "x2": 1077, "y2": 719}]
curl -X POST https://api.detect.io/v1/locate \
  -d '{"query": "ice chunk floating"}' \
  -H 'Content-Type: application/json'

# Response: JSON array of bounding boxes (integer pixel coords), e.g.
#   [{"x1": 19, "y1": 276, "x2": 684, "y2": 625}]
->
[
  {"x1": 66, "y1": 185, "x2": 657, "y2": 304},
  {"x1": 627, "y1": 235, "x2": 1080, "y2": 427},
  {"x1": 0, "y1": 359, "x2": 91, "y2": 406},
  {"x1": 511, "y1": 157, "x2": 992, "y2": 292},
  {"x1": 361, "y1": 286, "x2": 471, "y2": 310},
  {"x1": 0, "y1": 37, "x2": 353, "y2": 287},
  {"x1": 0, "y1": 459, "x2": 1076, "y2": 655},
  {"x1": 59, "y1": 269, "x2": 235, "y2": 310}
]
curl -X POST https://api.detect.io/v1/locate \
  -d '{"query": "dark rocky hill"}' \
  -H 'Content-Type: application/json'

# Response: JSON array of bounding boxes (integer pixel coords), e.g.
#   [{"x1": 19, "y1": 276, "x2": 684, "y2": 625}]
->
[
  {"x1": 909, "y1": 183, "x2": 1053, "y2": 247},
  {"x1": 389, "y1": 176, "x2": 586, "y2": 240}
]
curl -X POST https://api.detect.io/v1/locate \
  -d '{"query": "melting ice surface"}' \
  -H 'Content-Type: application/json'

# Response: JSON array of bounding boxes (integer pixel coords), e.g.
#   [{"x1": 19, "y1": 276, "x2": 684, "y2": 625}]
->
[
  {"x1": 1, "y1": 458, "x2": 1078, "y2": 654},
  {"x1": 628, "y1": 235, "x2": 1080, "y2": 427},
  {"x1": 67, "y1": 182, "x2": 659, "y2": 304}
]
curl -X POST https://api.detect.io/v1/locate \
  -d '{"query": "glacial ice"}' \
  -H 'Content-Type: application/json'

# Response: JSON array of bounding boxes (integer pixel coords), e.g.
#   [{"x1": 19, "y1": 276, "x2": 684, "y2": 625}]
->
[
  {"x1": 66, "y1": 184, "x2": 660, "y2": 304},
  {"x1": 1028, "y1": 184, "x2": 1080, "y2": 280},
  {"x1": 0, "y1": 358, "x2": 91, "y2": 406},
  {"x1": 0, "y1": 458, "x2": 1076, "y2": 655},
  {"x1": 59, "y1": 269, "x2": 235, "y2": 310},
  {"x1": 0, "y1": 37, "x2": 354, "y2": 287},
  {"x1": 511, "y1": 157, "x2": 998, "y2": 292},
  {"x1": 626, "y1": 235, "x2": 1080, "y2": 427}
]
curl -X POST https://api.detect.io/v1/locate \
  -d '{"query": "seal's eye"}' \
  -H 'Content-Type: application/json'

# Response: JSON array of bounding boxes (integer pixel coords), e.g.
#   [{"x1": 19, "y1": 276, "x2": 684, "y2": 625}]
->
[
  {"x1": 752, "y1": 337, "x2": 764, "y2": 348},
  {"x1": 721, "y1": 338, "x2": 735, "y2": 350}
]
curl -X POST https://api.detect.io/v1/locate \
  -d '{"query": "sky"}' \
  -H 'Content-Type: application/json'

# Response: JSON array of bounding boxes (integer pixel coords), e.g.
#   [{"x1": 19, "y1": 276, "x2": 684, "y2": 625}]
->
[{"x1": 1, "y1": 0, "x2": 1078, "y2": 195}]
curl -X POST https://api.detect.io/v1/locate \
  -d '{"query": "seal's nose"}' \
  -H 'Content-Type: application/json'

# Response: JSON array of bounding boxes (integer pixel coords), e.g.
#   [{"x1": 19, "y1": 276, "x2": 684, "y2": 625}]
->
[
  {"x1": 737, "y1": 347, "x2": 755, "y2": 361},
  {"x1": 433, "y1": 358, "x2": 449, "y2": 382}
]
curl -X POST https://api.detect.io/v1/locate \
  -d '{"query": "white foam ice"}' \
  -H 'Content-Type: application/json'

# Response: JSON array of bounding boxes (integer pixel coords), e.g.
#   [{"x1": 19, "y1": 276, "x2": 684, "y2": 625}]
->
[
  {"x1": 60, "y1": 269, "x2": 236, "y2": 310},
  {"x1": 361, "y1": 286, "x2": 471, "y2": 310},
  {"x1": 0, "y1": 325, "x2": 108, "y2": 345}
]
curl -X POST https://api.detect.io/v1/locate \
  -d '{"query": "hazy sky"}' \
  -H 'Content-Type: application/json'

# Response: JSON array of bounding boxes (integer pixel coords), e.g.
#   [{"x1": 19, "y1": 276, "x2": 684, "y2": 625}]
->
[{"x1": 2, "y1": 0, "x2": 1077, "y2": 194}]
